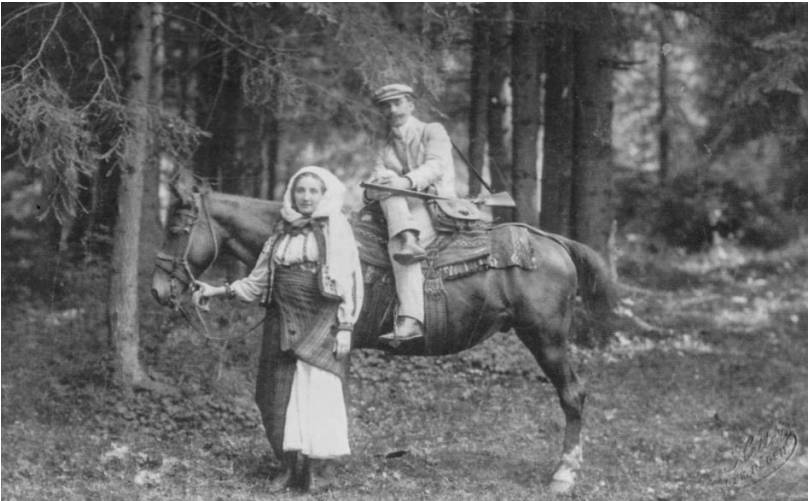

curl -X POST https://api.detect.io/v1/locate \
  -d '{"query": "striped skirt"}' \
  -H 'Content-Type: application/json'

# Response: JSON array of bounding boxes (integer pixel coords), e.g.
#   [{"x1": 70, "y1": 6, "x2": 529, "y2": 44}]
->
[{"x1": 255, "y1": 266, "x2": 350, "y2": 459}]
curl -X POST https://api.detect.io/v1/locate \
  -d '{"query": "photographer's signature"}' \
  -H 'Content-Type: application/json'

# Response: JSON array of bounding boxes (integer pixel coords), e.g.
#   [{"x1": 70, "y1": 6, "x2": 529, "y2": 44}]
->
[{"x1": 723, "y1": 420, "x2": 797, "y2": 488}]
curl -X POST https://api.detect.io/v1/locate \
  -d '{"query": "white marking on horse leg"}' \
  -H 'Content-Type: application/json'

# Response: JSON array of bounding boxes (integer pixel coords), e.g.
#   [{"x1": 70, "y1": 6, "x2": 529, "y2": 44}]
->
[{"x1": 550, "y1": 444, "x2": 583, "y2": 493}]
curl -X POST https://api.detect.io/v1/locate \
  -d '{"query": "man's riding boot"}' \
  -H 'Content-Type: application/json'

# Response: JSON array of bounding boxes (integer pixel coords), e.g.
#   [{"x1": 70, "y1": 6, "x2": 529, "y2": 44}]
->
[
  {"x1": 380, "y1": 316, "x2": 425, "y2": 346},
  {"x1": 392, "y1": 230, "x2": 427, "y2": 265},
  {"x1": 268, "y1": 451, "x2": 297, "y2": 492}
]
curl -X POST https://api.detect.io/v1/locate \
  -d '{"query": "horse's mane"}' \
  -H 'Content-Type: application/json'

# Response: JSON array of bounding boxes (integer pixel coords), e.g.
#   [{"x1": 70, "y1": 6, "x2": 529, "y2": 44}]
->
[
  {"x1": 169, "y1": 168, "x2": 282, "y2": 212},
  {"x1": 209, "y1": 191, "x2": 283, "y2": 212},
  {"x1": 204, "y1": 191, "x2": 282, "y2": 247}
]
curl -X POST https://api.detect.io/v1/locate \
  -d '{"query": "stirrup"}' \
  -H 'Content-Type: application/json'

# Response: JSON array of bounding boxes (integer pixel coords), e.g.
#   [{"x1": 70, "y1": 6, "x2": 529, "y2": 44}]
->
[
  {"x1": 379, "y1": 331, "x2": 424, "y2": 342},
  {"x1": 379, "y1": 316, "x2": 425, "y2": 347}
]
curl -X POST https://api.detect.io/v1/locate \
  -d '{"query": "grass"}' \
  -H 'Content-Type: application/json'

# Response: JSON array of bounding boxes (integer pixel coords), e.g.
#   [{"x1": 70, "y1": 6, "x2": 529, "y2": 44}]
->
[{"x1": 1, "y1": 229, "x2": 807, "y2": 500}]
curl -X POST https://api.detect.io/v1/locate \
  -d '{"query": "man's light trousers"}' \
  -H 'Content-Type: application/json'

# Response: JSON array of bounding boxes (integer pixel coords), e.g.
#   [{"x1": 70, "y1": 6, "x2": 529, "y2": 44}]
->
[{"x1": 380, "y1": 196, "x2": 436, "y2": 322}]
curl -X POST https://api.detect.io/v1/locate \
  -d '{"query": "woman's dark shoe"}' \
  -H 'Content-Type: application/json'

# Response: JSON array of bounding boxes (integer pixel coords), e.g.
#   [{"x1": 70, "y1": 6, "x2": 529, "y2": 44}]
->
[
  {"x1": 268, "y1": 451, "x2": 297, "y2": 492},
  {"x1": 298, "y1": 456, "x2": 337, "y2": 493}
]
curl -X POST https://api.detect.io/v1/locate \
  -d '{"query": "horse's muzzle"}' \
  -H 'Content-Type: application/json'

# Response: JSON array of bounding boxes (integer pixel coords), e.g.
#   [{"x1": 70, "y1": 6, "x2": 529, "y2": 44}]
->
[
  {"x1": 150, "y1": 270, "x2": 175, "y2": 307},
  {"x1": 151, "y1": 287, "x2": 170, "y2": 306}
]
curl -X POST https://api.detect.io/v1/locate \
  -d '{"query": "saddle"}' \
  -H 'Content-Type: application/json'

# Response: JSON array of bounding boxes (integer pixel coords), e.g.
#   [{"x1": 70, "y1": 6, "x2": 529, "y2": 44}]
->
[{"x1": 352, "y1": 202, "x2": 536, "y2": 281}]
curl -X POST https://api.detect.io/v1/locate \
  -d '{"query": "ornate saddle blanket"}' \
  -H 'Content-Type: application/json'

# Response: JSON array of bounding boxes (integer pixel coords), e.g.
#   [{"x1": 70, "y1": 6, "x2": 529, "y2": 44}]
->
[{"x1": 352, "y1": 203, "x2": 537, "y2": 282}]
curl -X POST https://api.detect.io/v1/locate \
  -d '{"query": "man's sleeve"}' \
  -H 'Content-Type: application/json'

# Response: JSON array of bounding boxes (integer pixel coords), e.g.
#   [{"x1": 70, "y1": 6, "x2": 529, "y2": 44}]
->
[{"x1": 405, "y1": 123, "x2": 452, "y2": 191}]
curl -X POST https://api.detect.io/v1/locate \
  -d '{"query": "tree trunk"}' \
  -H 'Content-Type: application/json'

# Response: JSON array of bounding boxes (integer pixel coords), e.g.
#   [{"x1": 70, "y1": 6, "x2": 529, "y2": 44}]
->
[
  {"x1": 82, "y1": 166, "x2": 102, "y2": 259},
  {"x1": 180, "y1": 32, "x2": 200, "y2": 126},
  {"x1": 137, "y1": 2, "x2": 166, "y2": 352},
  {"x1": 540, "y1": 18, "x2": 575, "y2": 236},
  {"x1": 572, "y1": 6, "x2": 615, "y2": 256},
  {"x1": 140, "y1": 2, "x2": 164, "y2": 273},
  {"x1": 216, "y1": 47, "x2": 242, "y2": 194},
  {"x1": 657, "y1": 17, "x2": 670, "y2": 184},
  {"x1": 467, "y1": 7, "x2": 491, "y2": 197},
  {"x1": 108, "y1": 3, "x2": 154, "y2": 391},
  {"x1": 511, "y1": 3, "x2": 542, "y2": 225},
  {"x1": 259, "y1": 86, "x2": 281, "y2": 200},
  {"x1": 486, "y1": 4, "x2": 513, "y2": 223}
]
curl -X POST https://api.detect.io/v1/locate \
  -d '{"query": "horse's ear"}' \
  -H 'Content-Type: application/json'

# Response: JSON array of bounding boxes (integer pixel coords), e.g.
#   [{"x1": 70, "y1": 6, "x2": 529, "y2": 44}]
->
[
  {"x1": 171, "y1": 168, "x2": 196, "y2": 205},
  {"x1": 190, "y1": 175, "x2": 213, "y2": 195}
]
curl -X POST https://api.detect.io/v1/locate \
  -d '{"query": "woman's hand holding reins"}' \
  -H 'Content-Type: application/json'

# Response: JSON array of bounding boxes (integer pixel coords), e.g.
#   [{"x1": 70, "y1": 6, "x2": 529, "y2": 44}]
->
[
  {"x1": 333, "y1": 330, "x2": 351, "y2": 360},
  {"x1": 192, "y1": 281, "x2": 222, "y2": 310}
]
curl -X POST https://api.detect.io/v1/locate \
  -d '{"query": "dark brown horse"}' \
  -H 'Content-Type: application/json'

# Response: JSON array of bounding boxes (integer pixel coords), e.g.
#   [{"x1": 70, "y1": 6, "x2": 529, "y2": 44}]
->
[{"x1": 151, "y1": 175, "x2": 616, "y2": 494}]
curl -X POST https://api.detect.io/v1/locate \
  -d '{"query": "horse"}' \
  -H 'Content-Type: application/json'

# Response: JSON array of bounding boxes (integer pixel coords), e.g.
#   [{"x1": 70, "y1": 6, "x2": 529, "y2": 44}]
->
[{"x1": 151, "y1": 174, "x2": 616, "y2": 494}]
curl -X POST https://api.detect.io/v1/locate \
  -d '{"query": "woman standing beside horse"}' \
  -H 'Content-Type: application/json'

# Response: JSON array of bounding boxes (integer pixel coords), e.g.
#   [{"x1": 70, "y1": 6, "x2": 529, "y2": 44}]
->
[{"x1": 193, "y1": 166, "x2": 364, "y2": 493}]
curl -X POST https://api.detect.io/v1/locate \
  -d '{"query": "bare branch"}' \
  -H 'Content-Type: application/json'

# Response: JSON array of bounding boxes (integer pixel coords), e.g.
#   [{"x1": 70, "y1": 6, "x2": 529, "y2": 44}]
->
[
  {"x1": 189, "y1": 3, "x2": 276, "y2": 53},
  {"x1": 162, "y1": 9, "x2": 296, "y2": 57},
  {"x1": 70, "y1": 2, "x2": 117, "y2": 107},
  {"x1": 0, "y1": 2, "x2": 59, "y2": 31},
  {"x1": 20, "y1": 2, "x2": 65, "y2": 75}
]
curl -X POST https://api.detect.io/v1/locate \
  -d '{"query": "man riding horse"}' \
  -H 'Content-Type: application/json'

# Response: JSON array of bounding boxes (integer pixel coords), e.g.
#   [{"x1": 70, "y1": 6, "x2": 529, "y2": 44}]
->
[{"x1": 365, "y1": 83, "x2": 457, "y2": 347}]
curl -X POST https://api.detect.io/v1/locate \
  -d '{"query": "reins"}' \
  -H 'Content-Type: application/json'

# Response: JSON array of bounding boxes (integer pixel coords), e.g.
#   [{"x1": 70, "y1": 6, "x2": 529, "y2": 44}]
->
[{"x1": 158, "y1": 190, "x2": 264, "y2": 343}]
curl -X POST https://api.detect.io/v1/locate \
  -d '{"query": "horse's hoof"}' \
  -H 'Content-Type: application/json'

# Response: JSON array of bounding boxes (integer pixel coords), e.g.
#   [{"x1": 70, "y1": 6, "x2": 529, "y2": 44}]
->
[{"x1": 549, "y1": 479, "x2": 574, "y2": 494}]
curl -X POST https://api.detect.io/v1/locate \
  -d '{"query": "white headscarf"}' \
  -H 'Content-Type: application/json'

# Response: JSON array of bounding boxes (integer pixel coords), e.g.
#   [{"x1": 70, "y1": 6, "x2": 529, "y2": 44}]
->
[
  {"x1": 279, "y1": 167, "x2": 362, "y2": 313},
  {"x1": 280, "y1": 165, "x2": 347, "y2": 224}
]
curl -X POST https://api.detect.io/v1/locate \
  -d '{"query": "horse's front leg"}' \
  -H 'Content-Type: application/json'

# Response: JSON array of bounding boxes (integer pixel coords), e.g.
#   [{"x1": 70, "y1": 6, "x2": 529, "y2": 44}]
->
[{"x1": 516, "y1": 328, "x2": 586, "y2": 494}]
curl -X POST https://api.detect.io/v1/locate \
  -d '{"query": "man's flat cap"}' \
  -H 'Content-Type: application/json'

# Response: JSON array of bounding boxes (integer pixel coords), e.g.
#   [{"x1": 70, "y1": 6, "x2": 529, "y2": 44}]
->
[{"x1": 373, "y1": 83, "x2": 414, "y2": 104}]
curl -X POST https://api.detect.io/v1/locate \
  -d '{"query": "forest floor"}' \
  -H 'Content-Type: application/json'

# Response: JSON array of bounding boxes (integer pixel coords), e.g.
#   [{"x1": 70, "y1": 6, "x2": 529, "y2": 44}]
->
[{"x1": 1, "y1": 224, "x2": 807, "y2": 501}]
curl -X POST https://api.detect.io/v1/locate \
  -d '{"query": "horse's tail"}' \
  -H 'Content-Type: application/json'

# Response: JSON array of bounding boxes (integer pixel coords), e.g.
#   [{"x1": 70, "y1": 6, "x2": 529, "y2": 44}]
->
[
  {"x1": 558, "y1": 237, "x2": 617, "y2": 317},
  {"x1": 510, "y1": 223, "x2": 617, "y2": 316}
]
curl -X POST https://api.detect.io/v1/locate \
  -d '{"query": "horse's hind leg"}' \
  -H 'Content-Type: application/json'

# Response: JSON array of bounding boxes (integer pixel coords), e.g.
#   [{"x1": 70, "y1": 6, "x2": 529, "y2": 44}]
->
[{"x1": 515, "y1": 325, "x2": 586, "y2": 494}]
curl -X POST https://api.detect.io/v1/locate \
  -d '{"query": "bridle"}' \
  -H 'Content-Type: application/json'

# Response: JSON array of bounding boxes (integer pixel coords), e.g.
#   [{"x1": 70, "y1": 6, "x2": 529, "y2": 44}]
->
[
  {"x1": 154, "y1": 190, "x2": 263, "y2": 343},
  {"x1": 155, "y1": 191, "x2": 232, "y2": 341},
  {"x1": 155, "y1": 191, "x2": 220, "y2": 310}
]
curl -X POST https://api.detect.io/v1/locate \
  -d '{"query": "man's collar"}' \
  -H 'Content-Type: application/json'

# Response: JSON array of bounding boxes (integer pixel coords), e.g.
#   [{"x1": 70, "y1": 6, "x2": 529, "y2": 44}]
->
[{"x1": 391, "y1": 116, "x2": 418, "y2": 140}]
